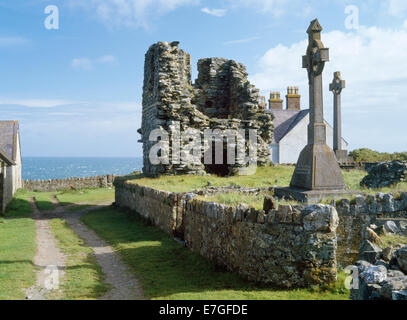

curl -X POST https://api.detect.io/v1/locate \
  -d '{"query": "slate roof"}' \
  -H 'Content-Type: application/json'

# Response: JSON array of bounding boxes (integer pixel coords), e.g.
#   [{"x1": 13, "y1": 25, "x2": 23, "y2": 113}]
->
[
  {"x1": 271, "y1": 109, "x2": 309, "y2": 143},
  {"x1": 0, "y1": 121, "x2": 19, "y2": 165}
]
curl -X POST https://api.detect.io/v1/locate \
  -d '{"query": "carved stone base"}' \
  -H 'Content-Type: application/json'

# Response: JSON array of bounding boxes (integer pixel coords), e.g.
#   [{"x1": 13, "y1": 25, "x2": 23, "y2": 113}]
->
[
  {"x1": 335, "y1": 149, "x2": 349, "y2": 163},
  {"x1": 274, "y1": 187, "x2": 355, "y2": 203},
  {"x1": 290, "y1": 144, "x2": 346, "y2": 190}
]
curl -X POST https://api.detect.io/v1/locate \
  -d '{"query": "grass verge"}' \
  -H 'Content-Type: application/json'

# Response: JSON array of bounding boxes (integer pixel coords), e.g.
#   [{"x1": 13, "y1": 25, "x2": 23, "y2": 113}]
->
[
  {"x1": 0, "y1": 190, "x2": 36, "y2": 300},
  {"x1": 48, "y1": 219, "x2": 110, "y2": 300},
  {"x1": 122, "y1": 165, "x2": 407, "y2": 195},
  {"x1": 56, "y1": 188, "x2": 115, "y2": 206},
  {"x1": 81, "y1": 207, "x2": 349, "y2": 300},
  {"x1": 381, "y1": 234, "x2": 407, "y2": 248}
]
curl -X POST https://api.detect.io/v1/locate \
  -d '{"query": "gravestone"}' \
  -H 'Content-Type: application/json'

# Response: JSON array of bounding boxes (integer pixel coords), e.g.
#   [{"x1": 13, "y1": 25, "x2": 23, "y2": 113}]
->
[
  {"x1": 329, "y1": 71, "x2": 348, "y2": 162},
  {"x1": 275, "y1": 19, "x2": 351, "y2": 202}
]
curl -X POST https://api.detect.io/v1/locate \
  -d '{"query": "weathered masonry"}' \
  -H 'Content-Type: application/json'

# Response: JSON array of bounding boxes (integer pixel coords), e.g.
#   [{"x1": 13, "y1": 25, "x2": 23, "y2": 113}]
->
[
  {"x1": 114, "y1": 178, "x2": 407, "y2": 286},
  {"x1": 138, "y1": 41, "x2": 273, "y2": 177},
  {"x1": 115, "y1": 179, "x2": 339, "y2": 287},
  {"x1": 23, "y1": 175, "x2": 117, "y2": 192}
]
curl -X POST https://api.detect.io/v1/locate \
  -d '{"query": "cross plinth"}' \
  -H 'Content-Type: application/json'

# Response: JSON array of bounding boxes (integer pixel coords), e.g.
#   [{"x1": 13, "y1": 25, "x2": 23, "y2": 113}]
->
[
  {"x1": 288, "y1": 19, "x2": 346, "y2": 191},
  {"x1": 329, "y1": 71, "x2": 348, "y2": 161}
]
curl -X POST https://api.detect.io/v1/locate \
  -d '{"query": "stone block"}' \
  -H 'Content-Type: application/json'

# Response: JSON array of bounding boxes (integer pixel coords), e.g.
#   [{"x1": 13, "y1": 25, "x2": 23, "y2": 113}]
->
[{"x1": 303, "y1": 205, "x2": 339, "y2": 233}]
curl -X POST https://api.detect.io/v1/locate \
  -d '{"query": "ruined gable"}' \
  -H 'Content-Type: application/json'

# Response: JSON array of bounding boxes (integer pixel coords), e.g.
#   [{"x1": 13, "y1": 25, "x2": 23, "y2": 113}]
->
[{"x1": 139, "y1": 41, "x2": 274, "y2": 176}]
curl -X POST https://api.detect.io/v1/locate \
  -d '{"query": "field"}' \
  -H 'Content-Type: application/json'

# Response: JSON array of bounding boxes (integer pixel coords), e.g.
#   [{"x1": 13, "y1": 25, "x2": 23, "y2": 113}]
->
[
  {"x1": 122, "y1": 166, "x2": 407, "y2": 209},
  {"x1": 2, "y1": 164, "x2": 406, "y2": 300},
  {"x1": 125, "y1": 165, "x2": 407, "y2": 194},
  {"x1": 0, "y1": 186, "x2": 352, "y2": 300}
]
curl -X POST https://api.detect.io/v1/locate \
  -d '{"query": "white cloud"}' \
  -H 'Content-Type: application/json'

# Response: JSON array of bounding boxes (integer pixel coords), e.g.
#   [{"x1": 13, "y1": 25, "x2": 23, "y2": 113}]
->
[
  {"x1": 223, "y1": 36, "x2": 261, "y2": 45},
  {"x1": 201, "y1": 7, "x2": 227, "y2": 17},
  {"x1": 72, "y1": 58, "x2": 93, "y2": 70},
  {"x1": 71, "y1": 55, "x2": 117, "y2": 70},
  {"x1": 69, "y1": 0, "x2": 199, "y2": 28},
  {"x1": 250, "y1": 25, "x2": 407, "y2": 152},
  {"x1": 387, "y1": 0, "x2": 407, "y2": 16},
  {"x1": 97, "y1": 55, "x2": 117, "y2": 63},
  {"x1": 227, "y1": 0, "x2": 290, "y2": 16},
  {"x1": 0, "y1": 98, "x2": 75, "y2": 108},
  {"x1": 0, "y1": 36, "x2": 30, "y2": 47}
]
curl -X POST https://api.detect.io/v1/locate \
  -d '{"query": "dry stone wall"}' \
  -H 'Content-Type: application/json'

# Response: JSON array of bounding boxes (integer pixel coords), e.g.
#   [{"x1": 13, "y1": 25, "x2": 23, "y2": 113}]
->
[
  {"x1": 115, "y1": 178, "x2": 407, "y2": 279},
  {"x1": 335, "y1": 193, "x2": 407, "y2": 268},
  {"x1": 184, "y1": 201, "x2": 338, "y2": 287},
  {"x1": 115, "y1": 180, "x2": 338, "y2": 288},
  {"x1": 23, "y1": 175, "x2": 116, "y2": 192}
]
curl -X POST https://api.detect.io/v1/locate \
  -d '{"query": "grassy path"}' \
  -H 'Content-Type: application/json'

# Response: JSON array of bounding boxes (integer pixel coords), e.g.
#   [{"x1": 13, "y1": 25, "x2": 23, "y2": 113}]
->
[
  {"x1": 34, "y1": 192, "x2": 144, "y2": 300},
  {"x1": 0, "y1": 188, "x2": 126, "y2": 300},
  {"x1": 25, "y1": 198, "x2": 66, "y2": 300},
  {"x1": 63, "y1": 208, "x2": 144, "y2": 300}
]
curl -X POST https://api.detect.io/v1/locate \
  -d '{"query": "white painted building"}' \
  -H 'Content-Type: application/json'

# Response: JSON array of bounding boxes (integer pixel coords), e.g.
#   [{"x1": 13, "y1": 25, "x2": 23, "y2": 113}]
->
[
  {"x1": 0, "y1": 121, "x2": 22, "y2": 213},
  {"x1": 268, "y1": 88, "x2": 348, "y2": 164}
]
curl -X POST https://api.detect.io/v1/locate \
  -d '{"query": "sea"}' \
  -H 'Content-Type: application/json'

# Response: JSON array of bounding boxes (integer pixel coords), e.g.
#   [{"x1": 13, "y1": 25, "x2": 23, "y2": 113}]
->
[{"x1": 22, "y1": 157, "x2": 143, "y2": 180}]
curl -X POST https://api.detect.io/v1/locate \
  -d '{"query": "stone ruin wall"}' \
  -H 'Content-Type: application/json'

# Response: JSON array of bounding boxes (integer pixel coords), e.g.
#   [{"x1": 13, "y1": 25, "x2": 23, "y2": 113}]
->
[
  {"x1": 138, "y1": 41, "x2": 273, "y2": 176},
  {"x1": 114, "y1": 179, "x2": 338, "y2": 288}
]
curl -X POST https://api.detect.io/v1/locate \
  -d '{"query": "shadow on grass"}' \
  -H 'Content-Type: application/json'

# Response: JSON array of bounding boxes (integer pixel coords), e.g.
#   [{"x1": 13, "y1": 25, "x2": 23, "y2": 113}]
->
[
  {"x1": 81, "y1": 207, "x2": 348, "y2": 300},
  {"x1": 3, "y1": 198, "x2": 33, "y2": 219}
]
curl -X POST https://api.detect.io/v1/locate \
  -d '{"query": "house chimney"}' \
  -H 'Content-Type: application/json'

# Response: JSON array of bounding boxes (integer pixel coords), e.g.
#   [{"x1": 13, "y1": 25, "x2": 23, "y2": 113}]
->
[
  {"x1": 269, "y1": 92, "x2": 283, "y2": 110},
  {"x1": 286, "y1": 86, "x2": 301, "y2": 110}
]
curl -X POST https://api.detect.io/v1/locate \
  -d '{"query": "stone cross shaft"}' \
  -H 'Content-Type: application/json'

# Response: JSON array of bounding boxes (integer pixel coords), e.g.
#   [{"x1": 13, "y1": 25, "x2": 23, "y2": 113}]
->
[
  {"x1": 288, "y1": 19, "x2": 346, "y2": 191},
  {"x1": 302, "y1": 19, "x2": 330, "y2": 145},
  {"x1": 329, "y1": 72, "x2": 346, "y2": 152}
]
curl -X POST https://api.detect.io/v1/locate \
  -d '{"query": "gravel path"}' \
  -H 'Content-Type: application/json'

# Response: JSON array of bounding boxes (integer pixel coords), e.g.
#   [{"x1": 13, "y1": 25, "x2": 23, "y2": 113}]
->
[
  {"x1": 25, "y1": 198, "x2": 66, "y2": 300},
  {"x1": 27, "y1": 196, "x2": 144, "y2": 300}
]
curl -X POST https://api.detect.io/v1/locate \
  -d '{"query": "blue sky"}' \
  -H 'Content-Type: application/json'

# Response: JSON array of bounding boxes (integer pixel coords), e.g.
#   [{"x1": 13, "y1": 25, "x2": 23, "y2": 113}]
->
[{"x1": 0, "y1": 0, "x2": 406, "y2": 157}]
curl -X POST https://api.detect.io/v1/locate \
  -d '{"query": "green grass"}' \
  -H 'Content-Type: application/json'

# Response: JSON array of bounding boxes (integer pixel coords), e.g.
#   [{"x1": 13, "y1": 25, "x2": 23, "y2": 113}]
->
[
  {"x1": 81, "y1": 207, "x2": 349, "y2": 300},
  {"x1": 0, "y1": 190, "x2": 36, "y2": 300},
  {"x1": 124, "y1": 165, "x2": 407, "y2": 195},
  {"x1": 56, "y1": 188, "x2": 115, "y2": 206},
  {"x1": 158, "y1": 168, "x2": 407, "y2": 209},
  {"x1": 197, "y1": 193, "x2": 272, "y2": 210},
  {"x1": 381, "y1": 234, "x2": 407, "y2": 248},
  {"x1": 48, "y1": 219, "x2": 110, "y2": 300},
  {"x1": 123, "y1": 165, "x2": 295, "y2": 193},
  {"x1": 342, "y1": 169, "x2": 407, "y2": 195},
  {"x1": 32, "y1": 191, "x2": 57, "y2": 211},
  {"x1": 3, "y1": 189, "x2": 35, "y2": 218}
]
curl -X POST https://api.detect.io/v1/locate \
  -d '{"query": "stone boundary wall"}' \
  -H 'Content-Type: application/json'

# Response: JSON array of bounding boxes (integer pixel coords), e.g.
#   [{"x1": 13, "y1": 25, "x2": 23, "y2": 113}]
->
[
  {"x1": 335, "y1": 193, "x2": 407, "y2": 267},
  {"x1": 184, "y1": 200, "x2": 338, "y2": 287},
  {"x1": 114, "y1": 180, "x2": 338, "y2": 287},
  {"x1": 115, "y1": 179, "x2": 407, "y2": 275},
  {"x1": 23, "y1": 174, "x2": 117, "y2": 192},
  {"x1": 114, "y1": 182, "x2": 185, "y2": 236}
]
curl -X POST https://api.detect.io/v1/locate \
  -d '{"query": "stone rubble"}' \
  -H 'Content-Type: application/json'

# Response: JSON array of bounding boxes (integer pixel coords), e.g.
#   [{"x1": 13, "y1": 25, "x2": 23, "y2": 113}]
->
[
  {"x1": 361, "y1": 160, "x2": 407, "y2": 189},
  {"x1": 350, "y1": 245, "x2": 407, "y2": 300}
]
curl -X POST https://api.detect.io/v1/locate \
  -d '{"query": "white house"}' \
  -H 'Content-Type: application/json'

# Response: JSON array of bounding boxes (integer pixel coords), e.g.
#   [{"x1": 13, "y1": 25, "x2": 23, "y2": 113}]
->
[
  {"x1": 0, "y1": 121, "x2": 22, "y2": 213},
  {"x1": 268, "y1": 88, "x2": 348, "y2": 164}
]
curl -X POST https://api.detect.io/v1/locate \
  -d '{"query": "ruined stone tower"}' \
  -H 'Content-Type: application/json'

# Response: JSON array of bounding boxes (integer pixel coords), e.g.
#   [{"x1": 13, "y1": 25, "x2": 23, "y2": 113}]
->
[{"x1": 138, "y1": 41, "x2": 273, "y2": 176}]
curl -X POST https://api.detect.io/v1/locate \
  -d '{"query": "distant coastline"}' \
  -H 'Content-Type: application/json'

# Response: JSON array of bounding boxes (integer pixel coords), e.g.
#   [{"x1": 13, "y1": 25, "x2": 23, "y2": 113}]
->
[{"x1": 22, "y1": 157, "x2": 143, "y2": 180}]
